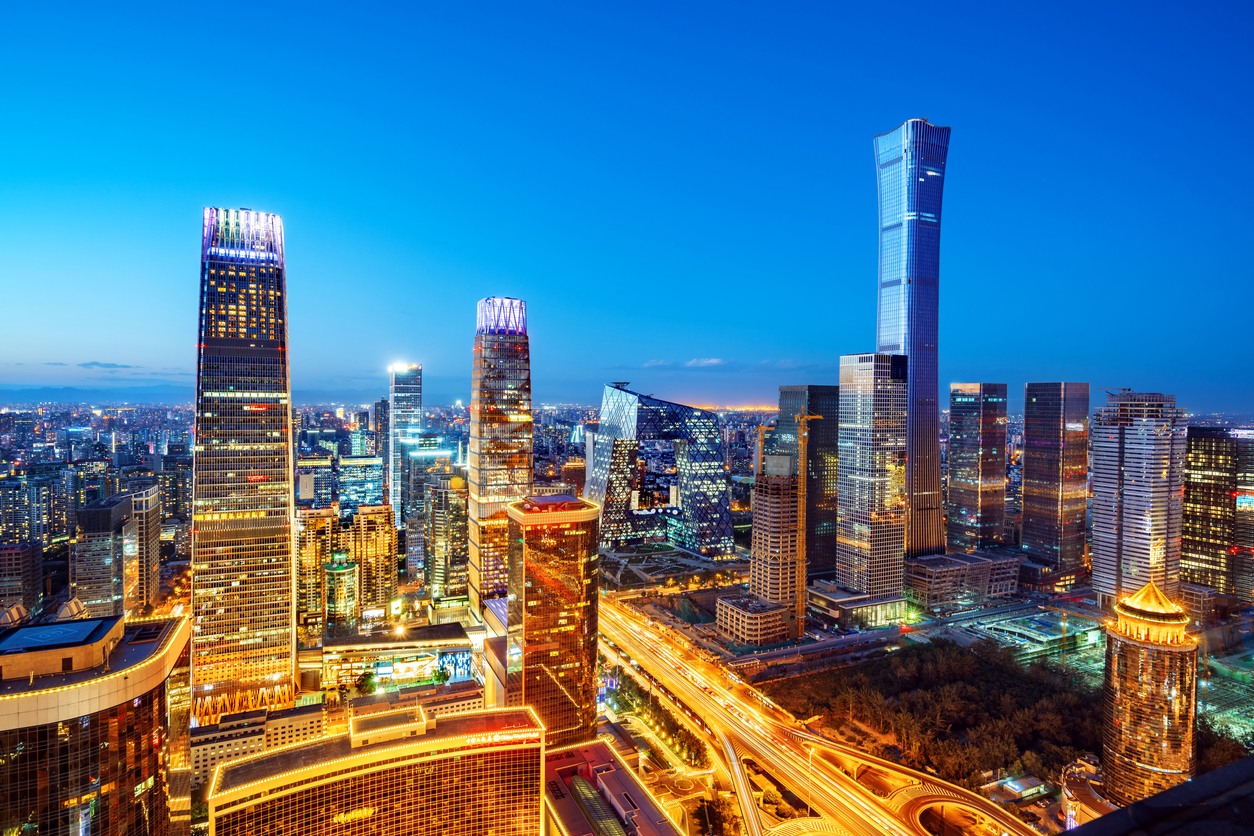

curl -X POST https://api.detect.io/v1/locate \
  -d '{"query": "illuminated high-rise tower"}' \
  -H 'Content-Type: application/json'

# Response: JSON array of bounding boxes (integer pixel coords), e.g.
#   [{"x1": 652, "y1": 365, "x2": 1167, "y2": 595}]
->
[
  {"x1": 388, "y1": 364, "x2": 423, "y2": 528},
  {"x1": 946, "y1": 383, "x2": 1007, "y2": 551},
  {"x1": 192, "y1": 207, "x2": 295, "y2": 723},
  {"x1": 874, "y1": 118, "x2": 951, "y2": 557},
  {"x1": 468, "y1": 297, "x2": 532, "y2": 615},
  {"x1": 1022, "y1": 382, "x2": 1090, "y2": 576}
]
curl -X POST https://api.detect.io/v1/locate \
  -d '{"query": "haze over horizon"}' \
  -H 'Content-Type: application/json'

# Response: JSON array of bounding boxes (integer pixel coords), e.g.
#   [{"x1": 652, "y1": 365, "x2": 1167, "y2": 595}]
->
[{"x1": 3, "y1": 3, "x2": 1251, "y2": 413}]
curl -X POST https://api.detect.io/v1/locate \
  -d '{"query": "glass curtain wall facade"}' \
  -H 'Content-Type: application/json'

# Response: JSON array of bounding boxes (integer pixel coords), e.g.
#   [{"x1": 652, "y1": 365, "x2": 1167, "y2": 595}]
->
[
  {"x1": 835, "y1": 354, "x2": 908, "y2": 597},
  {"x1": 874, "y1": 118, "x2": 950, "y2": 559},
  {"x1": 389, "y1": 365, "x2": 423, "y2": 528},
  {"x1": 773, "y1": 385, "x2": 840, "y2": 573},
  {"x1": 344, "y1": 504, "x2": 397, "y2": 614},
  {"x1": 338, "y1": 456, "x2": 384, "y2": 513},
  {"x1": 468, "y1": 297, "x2": 533, "y2": 614},
  {"x1": 945, "y1": 383, "x2": 1007, "y2": 551},
  {"x1": 192, "y1": 207, "x2": 295, "y2": 723},
  {"x1": 506, "y1": 495, "x2": 600, "y2": 748},
  {"x1": 584, "y1": 384, "x2": 734, "y2": 558},
  {"x1": 1181, "y1": 428, "x2": 1254, "y2": 602},
  {"x1": 1021, "y1": 382, "x2": 1090, "y2": 574},
  {"x1": 1092, "y1": 392, "x2": 1187, "y2": 609},
  {"x1": 1102, "y1": 582, "x2": 1197, "y2": 806},
  {"x1": 425, "y1": 473, "x2": 469, "y2": 600}
]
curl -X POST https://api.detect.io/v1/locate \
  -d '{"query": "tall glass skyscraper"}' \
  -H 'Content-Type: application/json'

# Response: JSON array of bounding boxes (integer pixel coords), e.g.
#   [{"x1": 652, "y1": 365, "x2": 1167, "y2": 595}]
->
[
  {"x1": 1181, "y1": 428, "x2": 1254, "y2": 602},
  {"x1": 874, "y1": 119, "x2": 950, "y2": 558},
  {"x1": 388, "y1": 364, "x2": 423, "y2": 528},
  {"x1": 192, "y1": 208, "x2": 295, "y2": 723},
  {"x1": 774, "y1": 385, "x2": 840, "y2": 573},
  {"x1": 468, "y1": 297, "x2": 533, "y2": 614},
  {"x1": 835, "y1": 353, "x2": 908, "y2": 597},
  {"x1": 946, "y1": 383, "x2": 1007, "y2": 551},
  {"x1": 1021, "y1": 382, "x2": 1090, "y2": 576},
  {"x1": 1092, "y1": 391, "x2": 1187, "y2": 609}
]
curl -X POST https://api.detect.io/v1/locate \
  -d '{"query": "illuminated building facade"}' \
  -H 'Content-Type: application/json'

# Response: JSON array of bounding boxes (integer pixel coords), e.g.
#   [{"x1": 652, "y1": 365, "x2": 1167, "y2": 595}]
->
[
  {"x1": 1102, "y1": 582, "x2": 1197, "y2": 806},
  {"x1": 773, "y1": 385, "x2": 840, "y2": 573},
  {"x1": 295, "y1": 507, "x2": 338, "y2": 634},
  {"x1": 875, "y1": 118, "x2": 950, "y2": 558},
  {"x1": 749, "y1": 455, "x2": 803, "y2": 625},
  {"x1": 1092, "y1": 392, "x2": 1187, "y2": 609},
  {"x1": 207, "y1": 706, "x2": 544, "y2": 836},
  {"x1": 338, "y1": 455, "x2": 384, "y2": 512},
  {"x1": 425, "y1": 473, "x2": 469, "y2": 599},
  {"x1": 128, "y1": 484, "x2": 162, "y2": 611},
  {"x1": 324, "y1": 553, "x2": 359, "y2": 634},
  {"x1": 192, "y1": 207, "x2": 295, "y2": 722},
  {"x1": 0, "y1": 542, "x2": 41, "y2": 611},
  {"x1": 0, "y1": 616, "x2": 191, "y2": 836},
  {"x1": 835, "y1": 353, "x2": 908, "y2": 598},
  {"x1": 1182, "y1": 428, "x2": 1254, "y2": 602},
  {"x1": 72, "y1": 494, "x2": 134, "y2": 618},
  {"x1": 343, "y1": 504, "x2": 397, "y2": 615},
  {"x1": 946, "y1": 383, "x2": 1007, "y2": 551},
  {"x1": 1021, "y1": 382, "x2": 1090, "y2": 576},
  {"x1": 295, "y1": 456, "x2": 334, "y2": 509},
  {"x1": 389, "y1": 364, "x2": 423, "y2": 528},
  {"x1": 468, "y1": 297, "x2": 533, "y2": 614},
  {"x1": 584, "y1": 384, "x2": 733, "y2": 558},
  {"x1": 506, "y1": 495, "x2": 601, "y2": 748}
]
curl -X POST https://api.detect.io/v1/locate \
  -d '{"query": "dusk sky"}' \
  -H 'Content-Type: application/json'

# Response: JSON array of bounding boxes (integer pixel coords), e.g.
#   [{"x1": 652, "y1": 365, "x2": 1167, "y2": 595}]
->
[{"x1": 2, "y1": 2, "x2": 1250, "y2": 412}]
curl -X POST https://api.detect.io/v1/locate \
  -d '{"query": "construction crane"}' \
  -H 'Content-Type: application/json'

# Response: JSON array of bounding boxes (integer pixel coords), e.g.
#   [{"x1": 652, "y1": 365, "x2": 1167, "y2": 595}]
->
[{"x1": 794, "y1": 411, "x2": 823, "y2": 625}]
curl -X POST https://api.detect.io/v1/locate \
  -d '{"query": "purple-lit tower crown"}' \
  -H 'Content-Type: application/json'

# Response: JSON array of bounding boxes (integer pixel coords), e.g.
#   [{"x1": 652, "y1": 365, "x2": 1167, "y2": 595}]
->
[{"x1": 476, "y1": 297, "x2": 527, "y2": 336}]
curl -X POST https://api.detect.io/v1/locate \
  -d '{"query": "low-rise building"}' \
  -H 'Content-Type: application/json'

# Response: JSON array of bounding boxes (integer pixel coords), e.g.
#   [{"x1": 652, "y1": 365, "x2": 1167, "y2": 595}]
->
[
  {"x1": 350, "y1": 679, "x2": 485, "y2": 719},
  {"x1": 806, "y1": 580, "x2": 906, "y2": 629},
  {"x1": 320, "y1": 621, "x2": 474, "y2": 690},
  {"x1": 904, "y1": 549, "x2": 1020, "y2": 612},
  {"x1": 544, "y1": 739, "x2": 683, "y2": 836},
  {"x1": 716, "y1": 595, "x2": 790, "y2": 646},
  {"x1": 190, "y1": 703, "x2": 324, "y2": 788}
]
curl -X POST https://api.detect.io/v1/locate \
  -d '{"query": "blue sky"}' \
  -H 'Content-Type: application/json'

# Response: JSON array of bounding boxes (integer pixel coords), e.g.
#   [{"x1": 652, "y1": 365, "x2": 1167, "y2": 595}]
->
[{"x1": 1, "y1": 2, "x2": 1250, "y2": 411}]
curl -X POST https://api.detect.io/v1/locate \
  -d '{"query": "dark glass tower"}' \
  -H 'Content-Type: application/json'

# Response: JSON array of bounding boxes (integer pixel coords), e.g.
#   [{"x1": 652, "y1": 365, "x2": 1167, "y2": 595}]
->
[
  {"x1": 1182, "y1": 428, "x2": 1254, "y2": 601},
  {"x1": 875, "y1": 119, "x2": 951, "y2": 558},
  {"x1": 946, "y1": 383, "x2": 1007, "y2": 551},
  {"x1": 774, "y1": 385, "x2": 840, "y2": 574},
  {"x1": 192, "y1": 207, "x2": 295, "y2": 723},
  {"x1": 388, "y1": 364, "x2": 422, "y2": 528},
  {"x1": 468, "y1": 297, "x2": 532, "y2": 615},
  {"x1": 1021, "y1": 382, "x2": 1090, "y2": 575},
  {"x1": 506, "y1": 494, "x2": 600, "y2": 748}
]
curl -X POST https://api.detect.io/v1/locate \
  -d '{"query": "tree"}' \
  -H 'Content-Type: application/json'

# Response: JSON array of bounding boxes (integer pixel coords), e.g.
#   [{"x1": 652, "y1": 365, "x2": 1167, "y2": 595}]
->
[
  {"x1": 355, "y1": 670, "x2": 377, "y2": 696},
  {"x1": 432, "y1": 665, "x2": 451, "y2": 686}
]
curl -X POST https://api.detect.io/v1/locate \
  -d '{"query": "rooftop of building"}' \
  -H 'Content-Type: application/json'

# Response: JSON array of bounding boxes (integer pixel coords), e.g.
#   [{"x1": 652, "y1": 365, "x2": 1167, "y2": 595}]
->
[
  {"x1": 544, "y1": 740, "x2": 683, "y2": 836},
  {"x1": 0, "y1": 616, "x2": 183, "y2": 698},
  {"x1": 909, "y1": 551, "x2": 1023, "y2": 569},
  {"x1": 212, "y1": 707, "x2": 542, "y2": 797},
  {"x1": 718, "y1": 595, "x2": 787, "y2": 615},
  {"x1": 1118, "y1": 581, "x2": 1187, "y2": 620},
  {"x1": 321, "y1": 620, "x2": 470, "y2": 650}
]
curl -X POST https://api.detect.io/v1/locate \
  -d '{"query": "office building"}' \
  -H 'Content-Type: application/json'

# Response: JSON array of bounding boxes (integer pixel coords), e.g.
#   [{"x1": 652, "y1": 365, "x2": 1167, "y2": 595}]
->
[
  {"x1": 0, "y1": 542, "x2": 41, "y2": 612},
  {"x1": 1182, "y1": 428, "x2": 1254, "y2": 602},
  {"x1": 0, "y1": 616, "x2": 191, "y2": 836},
  {"x1": 543, "y1": 739, "x2": 686, "y2": 836},
  {"x1": 874, "y1": 118, "x2": 950, "y2": 558},
  {"x1": 72, "y1": 494, "x2": 134, "y2": 618},
  {"x1": 192, "y1": 207, "x2": 295, "y2": 723},
  {"x1": 127, "y1": 484, "x2": 162, "y2": 612},
  {"x1": 295, "y1": 456, "x2": 334, "y2": 508},
  {"x1": 206, "y1": 706, "x2": 544, "y2": 836},
  {"x1": 373, "y1": 397, "x2": 390, "y2": 499},
  {"x1": 835, "y1": 353, "x2": 908, "y2": 598},
  {"x1": 904, "y1": 549, "x2": 1020, "y2": 612},
  {"x1": 506, "y1": 495, "x2": 601, "y2": 748},
  {"x1": 425, "y1": 473, "x2": 470, "y2": 599},
  {"x1": 337, "y1": 455, "x2": 384, "y2": 512},
  {"x1": 0, "y1": 477, "x2": 50, "y2": 547},
  {"x1": 389, "y1": 364, "x2": 423, "y2": 528},
  {"x1": 773, "y1": 385, "x2": 840, "y2": 573},
  {"x1": 344, "y1": 504, "x2": 397, "y2": 616},
  {"x1": 190, "y1": 704, "x2": 323, "y2": 789},
  {"x1": 468, "y1": 297, "x2": 533, "y2": 614},
  {"x1": 749, "y1": 454, "x2": 803, "y2": 626},
  {"x1": 324, "y1": 552, "x2": 359, "y2": 633},
  {"x1": 295, "y1": 507, "x2": 339, "y2": 633},
  {"x1": 716, "y1": 595, "x2": 791, "y2": 646},
  {"x1": 562, "y1": 457, "x2": 587, "y2": 498},
  {"x1": 1092, "y1": 392, "x2": 1187, "y2": 609},
  {"x1": 398, "y1": 434, "x2": 455, "y2": 577},
  {"x1": 946, "y1": 383, "x2": 1007, "y2": 551},
  {"x1": 1022, "y1": 383, "x2": 1090, "y2": 577},
  {"x1": 584, "y1": 384, "x2": 733, "y2": 558},
  {"x1": 1102, "y1": 582, "x2": 1197, "y2": 806}
]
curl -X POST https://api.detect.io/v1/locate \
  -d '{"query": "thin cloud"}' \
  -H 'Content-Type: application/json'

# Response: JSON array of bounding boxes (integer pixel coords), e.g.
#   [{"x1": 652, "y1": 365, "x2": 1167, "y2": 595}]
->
[
  {"x1": 684, "y1": 358, "x2": 726, "y2": 367},
  {"x1": 78, "y1": 361, "x2": 137, "y2": 369},
  {"x1": 643, "y1": 360, "x2": 672, "y2": 368},
  {"x1": 44, "y1": 362, "x2": 68, "y2": 366}
]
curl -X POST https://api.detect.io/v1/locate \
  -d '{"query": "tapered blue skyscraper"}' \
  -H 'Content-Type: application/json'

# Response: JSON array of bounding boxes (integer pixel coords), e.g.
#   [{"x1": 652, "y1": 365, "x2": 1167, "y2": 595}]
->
[{"x1": 874, "y1": 118, "x2": 951, "y2": 558}]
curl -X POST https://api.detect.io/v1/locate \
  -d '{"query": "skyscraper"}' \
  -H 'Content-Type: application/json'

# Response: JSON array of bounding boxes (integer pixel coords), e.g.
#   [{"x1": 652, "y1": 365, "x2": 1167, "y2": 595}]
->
[
  {"x1": 1102, "y1": 581, "x2": 1197, "y2": 806},
  {"x1": 295, "y1": 507, "x2": 339, "y2": 635},
  {"x1": 1021, "y1": 382, "x2": 1090, "y2": 577},
  {"x1": 507, "y1": 494, "x2": 600, "y2": 747},
  {"x1": 1092, "y1": 391, "x2": 1187, "y2": 609},
  {"x1": 192, "y1": 207, "x2": 295, "y2": 722},
  {"x1": 127, "y1": 484, "x2": 162, "y2": 612},
  {"x1": 468, "y1": 297, "x2": 532, "y2": 615},
  {"x1": 72, "y1": 494, "x2": 134, "y2": 618},
  {"x1": 774, "y1": 385, "x2": 840, "y2": 573},
  {"x1": 874, "y1": 118, "x2": 951, "y2": 558},
  {"x1": 374, "y1": 397, "x2": 390, "y2": 501},
  {"x1": 1181, "y1": 427, "x2": 1254, "y2": 602},
  {"x1": 946, "y1": 383, "x2": 1007, "y2": 551},
  {"x1": 749, "y1": 455, "x2": 803, "y2": 626},
  {"x1": 425, "y1": 472, "x2": 469, "y2": 600},
  {"x1": 344, "y1": 504, "x2": 397, "y2": 615},
  {"x1": 389, "y1": 364, "x2": 423, "y2": 528},
  {"x1": 835, "y1": 353, "x2": 908, "y2": 598},
  {"x1": 338, "y1": 455, "x2": 385, "y2": 512}
]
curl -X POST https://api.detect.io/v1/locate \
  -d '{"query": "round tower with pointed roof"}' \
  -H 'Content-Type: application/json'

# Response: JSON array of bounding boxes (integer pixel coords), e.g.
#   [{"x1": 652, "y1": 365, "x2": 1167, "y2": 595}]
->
[{"x1": 1102, "y1": 581, "x2": 1197, "y2": 806}]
